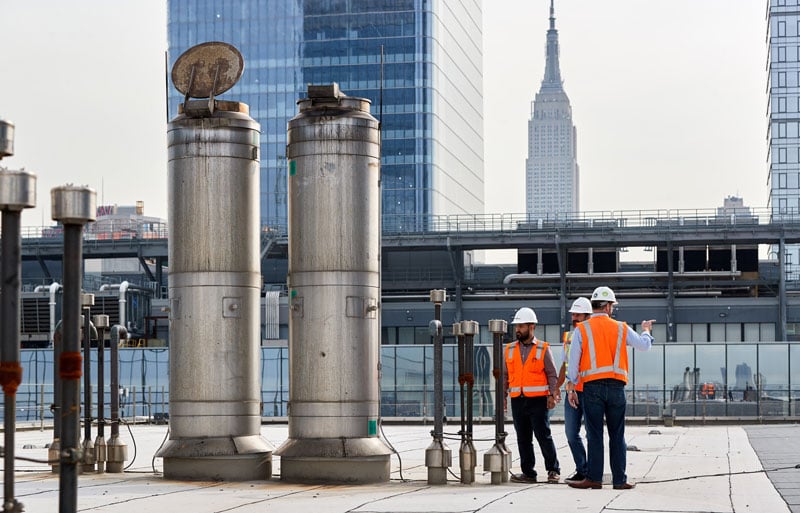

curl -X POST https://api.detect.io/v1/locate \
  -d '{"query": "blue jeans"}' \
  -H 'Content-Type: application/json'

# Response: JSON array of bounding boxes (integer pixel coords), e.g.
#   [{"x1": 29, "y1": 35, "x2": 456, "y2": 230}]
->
[
  {"x1": 510, "y1": 395, "x2": 560, "y2": 478},
  {"x1": 564, "y1": 391, "x2": 587, "y2": 476},
  {"x1": 581, "y1": 379, "x2": 627, "y2": 485}
]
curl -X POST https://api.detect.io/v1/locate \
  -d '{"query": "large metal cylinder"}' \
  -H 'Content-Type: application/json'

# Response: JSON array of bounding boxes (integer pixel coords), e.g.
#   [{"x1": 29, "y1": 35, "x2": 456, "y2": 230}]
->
[
  {"x1": 157, "y1": 99, "x2": 273, "y2": 481},
  {"x1": 275, "y1": 83, "x2": 391, "y2": 483}
]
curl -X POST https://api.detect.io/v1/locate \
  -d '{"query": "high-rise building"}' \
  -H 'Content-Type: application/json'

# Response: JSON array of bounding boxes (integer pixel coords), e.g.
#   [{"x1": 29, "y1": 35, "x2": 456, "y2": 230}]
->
[
  {"x1": 525, "y1": 0, "x2": 578, "y2": 218},
  {"x1": 167, "y1": 1, "x2": 484, "y2": 232},
  {"x1": 767, "y1": 1, "x2": 800, "y2": 273}
]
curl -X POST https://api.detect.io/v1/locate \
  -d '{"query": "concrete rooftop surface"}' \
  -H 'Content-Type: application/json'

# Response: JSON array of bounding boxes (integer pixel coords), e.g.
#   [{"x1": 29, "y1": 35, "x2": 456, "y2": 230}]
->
[{"x1": 3, "y1": 422, "x2": 799, "y2": 513}]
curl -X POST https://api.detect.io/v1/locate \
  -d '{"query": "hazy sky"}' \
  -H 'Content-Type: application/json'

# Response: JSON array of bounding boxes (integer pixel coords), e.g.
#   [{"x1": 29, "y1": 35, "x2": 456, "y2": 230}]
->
[{"x1": 0, "y1": 1, "x2": 765, "y2": 226}]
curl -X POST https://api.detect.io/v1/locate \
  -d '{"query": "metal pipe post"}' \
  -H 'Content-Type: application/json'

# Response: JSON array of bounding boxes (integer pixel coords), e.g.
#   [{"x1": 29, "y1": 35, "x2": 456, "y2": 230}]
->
[
  {"x1": 425, "y1": 290, "x2": 451, "y2": 485},
  {"x1": 81, "y1": 297, "x2": 96, "y2": 473},
  {"x1": 93, "y1": 315, "x2": 109, "y2": 473},
  {"x1": 106, "y1": 325, "x2": 128, "y2": 473},
  {"x1": 483, "y1": 319, "x2": 510, "y2": 484},
  {"x1": 459, "y1": 321, "x2": 478, "y2": 484},
  {"x1": 454, "y1": 322, "x2": 465, "y2": 442},
  {"x1": 453, "y1": 321, "x2": 469, "y2": 483},
  {"x1": 433, "y1": 297, "x2": 443, "y2": 440},
  {"x1": 0, "y1": 167, "x2": 36, "y2": 513},
  {"x1": 779, "y1": 238, "x2": 787, "y2": 341},
  {"x1": 52, "y1": 184, "x2": 96, "y2": 513},
  {"x1": 463, "y1": 321, "x2": 475, "y2": 440},
  {"x1": 50, "y1": 322, "x2": 62, "y2": 473}
]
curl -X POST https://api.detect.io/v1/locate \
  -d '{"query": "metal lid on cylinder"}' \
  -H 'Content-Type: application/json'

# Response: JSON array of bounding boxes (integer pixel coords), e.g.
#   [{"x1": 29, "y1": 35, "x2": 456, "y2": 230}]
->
[
  {"x1": 296, "y1": 83, "x2": 372, "y2": 114},
  {"x1": 460, "y1": 320, "x2": 479, "y2": 336},
  {"x1": 51, "y1": 185, "x2": 97, "y2": 224},
  {"x1": 0, "y1": 169, "x2": 36, "y2": 210},
  {"x1": 93, "y1": 315, "x2": 110, "y2": 329},
  {"x1": 0, "y1": 118, "x2": 14, "y2": 159},
  {"x1": 429, "y1": 290, "x2": 446, "y2": 304},
  {"x1": 488, "y1": 319, "x2": 508, "y2": 334}
]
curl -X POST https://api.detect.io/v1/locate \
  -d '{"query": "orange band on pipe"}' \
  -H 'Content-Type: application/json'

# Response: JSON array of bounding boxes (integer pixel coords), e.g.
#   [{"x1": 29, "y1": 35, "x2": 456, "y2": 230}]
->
[
  {"x1": 492, "y1": 368, "x2": 500, "y2": 380},
  {"x1": 59, "y1": 352, "x2": 83, "y2": 380},
  {"x1": 464, "y1": 372, "x2": 475, "y2": 386},
  {"x1": 0, "y1": 361, "x2": 23, "y2": 395}
]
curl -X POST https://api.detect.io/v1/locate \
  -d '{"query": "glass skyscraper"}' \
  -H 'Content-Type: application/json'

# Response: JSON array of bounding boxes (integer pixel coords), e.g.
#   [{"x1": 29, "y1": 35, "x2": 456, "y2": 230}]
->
[
  {"x1": 767, "y1": 0, "x2": 800, "y2": 275},
  {"x1": 167, "y1": 1, "x2": 484, "y2": 232},
  {"x1": 525, "y1": 1, "x2": 578, "y2": 218}
]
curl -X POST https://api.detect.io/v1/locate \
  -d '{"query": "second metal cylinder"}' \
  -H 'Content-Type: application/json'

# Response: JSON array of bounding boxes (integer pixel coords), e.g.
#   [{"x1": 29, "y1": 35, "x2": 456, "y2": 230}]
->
[{"x1": 275, "y1": 84, "x2": 391, "y2": 483}]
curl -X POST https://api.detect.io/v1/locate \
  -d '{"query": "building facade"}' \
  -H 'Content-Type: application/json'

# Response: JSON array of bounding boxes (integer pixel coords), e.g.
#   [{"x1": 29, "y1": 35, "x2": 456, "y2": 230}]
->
[
  {"x1": 525, "y1": 1, "x2": 579, "y2": 219},
  {"x1": 167, "y1": 0, "x2": 484, "y2": 232},
  {"x1": 767, "y1": 0, "x2": 800, "y2": 275}
]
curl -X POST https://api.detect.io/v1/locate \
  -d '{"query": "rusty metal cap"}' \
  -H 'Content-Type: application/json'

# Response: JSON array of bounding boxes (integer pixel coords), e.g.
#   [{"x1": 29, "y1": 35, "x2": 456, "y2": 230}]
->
[{"x1": 171, "y1": 42, "x2": 244, "y2": 99}]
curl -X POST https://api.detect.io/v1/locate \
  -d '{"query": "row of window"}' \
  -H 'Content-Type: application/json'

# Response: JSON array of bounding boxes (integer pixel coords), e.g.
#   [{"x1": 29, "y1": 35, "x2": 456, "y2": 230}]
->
[
  {"x1": 304, "y1": 0, "x2": 416, "y2": 16},
  {"x1": 775, "y1": 16, "x2": 800, "y2": 38},
  {"x1": 773, "y1": 145, "x2": 799, "y2": 163},
  {"x1": 770, "y1": 120, "x2": 800, "y2": 139},
  {"x1": 304, "y1": 12, "x2": 416, "y2": 40},
  {"x1": 770, "y1": 70, "x2": 800, "y2": 89},
  {"x1": 774, "y1": 172, "x2": 800, "y2": 189},
  {"x1": 775, "y1": 197, "x2": 800, "y2": 215}
]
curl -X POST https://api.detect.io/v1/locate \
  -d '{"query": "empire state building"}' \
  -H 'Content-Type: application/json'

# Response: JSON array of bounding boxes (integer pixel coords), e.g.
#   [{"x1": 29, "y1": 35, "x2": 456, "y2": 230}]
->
[{"x1": 526, "y1": 1, "x2": 579, "y2": 218}]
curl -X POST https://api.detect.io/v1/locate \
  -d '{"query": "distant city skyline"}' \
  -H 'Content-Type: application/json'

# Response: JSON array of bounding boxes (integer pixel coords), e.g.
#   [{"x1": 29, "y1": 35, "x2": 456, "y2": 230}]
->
[{"x1": 0, "y1": 1, "x2": 765, "y2": 226}]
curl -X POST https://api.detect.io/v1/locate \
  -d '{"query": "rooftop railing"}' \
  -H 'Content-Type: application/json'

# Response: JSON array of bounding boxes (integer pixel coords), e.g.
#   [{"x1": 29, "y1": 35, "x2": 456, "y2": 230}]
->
[{"x1": 14, "y1": 207, "x2": 800, "y2": 240}]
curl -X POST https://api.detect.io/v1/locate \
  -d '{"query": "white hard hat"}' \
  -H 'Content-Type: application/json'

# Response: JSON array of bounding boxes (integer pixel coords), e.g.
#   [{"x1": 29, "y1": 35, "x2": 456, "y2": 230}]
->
[
  {"x1": 569, "y1": 297, "x2": 593, "y2": 314},
  {"x1": 591, "y1": 286, "x2": 617, "y2": 304},
  {"x1": 511, "y1": 307, "x2": 538, "y2": 324}
]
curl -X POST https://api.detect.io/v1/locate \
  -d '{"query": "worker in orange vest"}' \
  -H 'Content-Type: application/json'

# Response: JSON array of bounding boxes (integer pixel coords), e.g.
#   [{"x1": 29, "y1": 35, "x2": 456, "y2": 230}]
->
[
  {"x1": 505, "y1": 307, "x2": 560, "y2": 484},
  {"x1": 565, "y1": 287, "x2": 654, "y2": 490},
  {"x1": 556, "y1": 297, "x2": 592, "y2": 484},
  {"x1": 700, "y1": 382, "x2": 715, "y2": 399}
]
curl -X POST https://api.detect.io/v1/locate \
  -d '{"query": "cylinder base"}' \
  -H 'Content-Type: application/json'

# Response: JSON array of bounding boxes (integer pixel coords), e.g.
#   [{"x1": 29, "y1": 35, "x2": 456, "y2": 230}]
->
[
  {"x1": 163, "y1": 454, "x2": 272, "y2": 482},
  {"x1": 276, "y1": 436, "x2": 391, "y2": 484},
  {"x1": 159, "y1": 435, "x2": 273, "y2": 481}
]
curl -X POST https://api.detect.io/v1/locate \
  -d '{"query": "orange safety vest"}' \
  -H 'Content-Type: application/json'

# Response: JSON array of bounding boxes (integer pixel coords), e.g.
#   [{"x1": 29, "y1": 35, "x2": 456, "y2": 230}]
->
[
  {"x1": 576, "y1": 316, "x2": 629, "y2": 384},
  {"x1": 563, "y1": 331, "x2": 584, "y2": 392},
  {"x1": 701, "y1": 383, "x2": 715, "y2": 398},
  {"x1": 505, "y1": 338, "x2": 551, "y2": 397}
]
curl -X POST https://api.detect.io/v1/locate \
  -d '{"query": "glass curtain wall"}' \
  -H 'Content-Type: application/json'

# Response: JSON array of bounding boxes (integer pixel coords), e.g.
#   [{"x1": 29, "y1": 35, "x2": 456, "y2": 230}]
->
[
  {"x1": 8, "y1": 344, "x2": 800, "y2": 422},
  {"x1": 168, "y1": 0, "x2": 484, "y2": 233}
]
